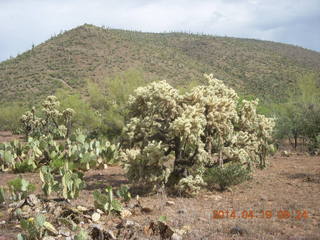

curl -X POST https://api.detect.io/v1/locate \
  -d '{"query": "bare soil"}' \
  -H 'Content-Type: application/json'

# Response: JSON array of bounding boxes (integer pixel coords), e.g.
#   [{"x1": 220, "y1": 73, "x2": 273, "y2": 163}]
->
[
  {"x1": 0, "y1": 131, "x2": 23, "y2": 143},
  {"x1": 0, "y1": 132, "x2": 319, "y2": 239},
  {"x1": 0, "y1": 153, "x2": 319, "y2": 239}
]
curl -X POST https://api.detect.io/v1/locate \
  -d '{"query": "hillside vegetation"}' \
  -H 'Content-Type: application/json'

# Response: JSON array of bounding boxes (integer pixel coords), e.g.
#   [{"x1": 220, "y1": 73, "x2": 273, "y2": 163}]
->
[{"x1": 0, "y1": 24, "x2": 319, "y2": 104}]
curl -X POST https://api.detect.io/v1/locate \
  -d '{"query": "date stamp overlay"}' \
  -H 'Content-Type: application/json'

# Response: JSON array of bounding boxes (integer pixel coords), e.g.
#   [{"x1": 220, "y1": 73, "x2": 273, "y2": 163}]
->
[{"x1": 212, "y1": 210, "x2": 309, "y2": 220}]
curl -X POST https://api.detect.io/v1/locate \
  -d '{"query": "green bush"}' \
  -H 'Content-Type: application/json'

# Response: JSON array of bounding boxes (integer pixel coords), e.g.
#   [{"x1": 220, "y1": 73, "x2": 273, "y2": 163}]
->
[
  {"x1": 0, "y1": 103, "x2": 27, "y2": 132},
  {"x1": 204, "y1": 163, "x2": 251, "y2": 191},
  {"x1": 86, "y1": 69, "x2": 146, "y2": 139},
  {"x1": 272, "y1": 73, "x2": 320, "y2": 151},
  {"x1": 56, "y1": 89, "x2": 101, "y2": 134}
]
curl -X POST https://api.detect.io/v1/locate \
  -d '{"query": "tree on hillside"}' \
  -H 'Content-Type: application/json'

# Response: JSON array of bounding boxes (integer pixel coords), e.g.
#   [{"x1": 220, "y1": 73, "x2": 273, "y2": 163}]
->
[
  {"x1": 274, "y1": 73, "x2": 320, "y2": 151},
  {"x1": 86, "y1": 69, "x2": 146, "y2": 139}
]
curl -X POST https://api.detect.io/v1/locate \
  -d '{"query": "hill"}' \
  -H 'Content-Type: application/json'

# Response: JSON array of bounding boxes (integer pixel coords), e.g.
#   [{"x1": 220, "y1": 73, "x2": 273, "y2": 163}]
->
[{"x1": 0, "y1": 24, "x2": 319, "y2": 103}]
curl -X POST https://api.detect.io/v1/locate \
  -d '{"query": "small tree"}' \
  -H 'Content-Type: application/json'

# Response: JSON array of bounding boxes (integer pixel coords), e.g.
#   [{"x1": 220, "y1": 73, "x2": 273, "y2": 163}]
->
[{"x1": 274, "y1": 73, "x2": 320, "y2": 152}]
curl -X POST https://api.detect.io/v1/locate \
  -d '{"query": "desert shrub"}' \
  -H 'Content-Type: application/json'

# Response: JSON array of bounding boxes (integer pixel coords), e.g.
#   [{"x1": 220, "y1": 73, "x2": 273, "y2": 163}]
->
[
  {"x1": 120, "y1": 74, "x2": 275, "y2": 196},
  {"x1": 56, "y1": 89, "x2": 101, "y2": 134},
  {"x1": 204, "y1": 163, "x2": 251, "y2": 191},
  {"x1": 272, "y1": 73, "x2": 320, "y2": 152},
  {"x1": 0, "y1": 103, "x2": 27, "y2": 132},
  {"x1": 87, "y1": 69, "x2": 146, "y2": 139}
]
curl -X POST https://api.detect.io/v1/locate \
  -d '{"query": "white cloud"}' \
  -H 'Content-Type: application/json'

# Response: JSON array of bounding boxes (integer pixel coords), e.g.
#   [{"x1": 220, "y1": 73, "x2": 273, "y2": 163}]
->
[{"x1": 0, "y1": 0, "x2": 319, "y2": 61}]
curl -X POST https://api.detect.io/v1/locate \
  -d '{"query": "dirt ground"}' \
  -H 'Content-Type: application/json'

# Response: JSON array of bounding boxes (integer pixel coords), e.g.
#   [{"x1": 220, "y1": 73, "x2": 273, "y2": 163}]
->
[
  {"x1": 0, "y1": 153, "x2": 319, "y2": 239},
  {"x1": 0, "y1": 132, "x2": 319, "y2": 239},
  {"x1": 0, "y1": 131, "x2": 23, "y2": 143}
]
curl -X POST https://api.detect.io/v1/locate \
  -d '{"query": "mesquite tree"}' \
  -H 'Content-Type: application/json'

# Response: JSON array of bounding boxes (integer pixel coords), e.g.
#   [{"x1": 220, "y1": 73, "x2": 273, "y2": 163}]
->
[{"x1": 120, "y1": 74, "x2": 275, "y2": 195}]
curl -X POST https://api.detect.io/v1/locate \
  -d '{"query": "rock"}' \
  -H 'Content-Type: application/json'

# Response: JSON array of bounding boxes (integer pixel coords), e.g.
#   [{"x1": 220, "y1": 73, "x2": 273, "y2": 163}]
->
[
  {"x1": 96, "y1": 209, "x2": 104, "y2": 214},
  {"x1": 181, "y1": 225, "x2": 192, "y2": 233},
  {"x1": 166, "y1": 201, "x2": 175, "y2": 206},
  {"x1": 90, "y1": 224, "x2": 105, "y2": 239},
  {"x1": 141, "y1": 207, "x2": 153, "y2": 213},
  {"x1": 9, "y1": 199, "x2": 25, "y2": 208},
  {"x1": 92, "y1": 212, "x2": 101, "y2": 222},
  {"x1": 21, "y1": 205, "x2": 33, "y2": 217},
  {"x1": 198, "y1": 217, "x2": 207, "y2": 222},
  {"x1": 42, "y1": 237, "x2": 55, "y2": 240},
  {"x1": 177, "y1": 209, "x2": 187, "y2": 214},
  {"x1": 76, "y1": 205, "x2": 88, "y2": 212},
  {"x1": 288, "y1": 237, "x2": 308, "y2": 240},
  {"x1": 146, "y1": 221, "x2": 175, "y2": 238},
  {"x1": 59, "y1": 228, "x2": 71, "y2": 237},
  {"x1": 26, "y1": 194, "x2": 40, "y2": 207},
  {"x1": 212, "y1": 195, "x2": 222, "y2": 201},
  {"x1": 90, "y1": 224, "x2": 117, "y2": 240},
  {"x1": 117, "y1": 220, "x2": 140, "y2": 228},
  {"x1": 171, "y1": 233, "x2": 183, "y2": 240},
  {"x1": 120, "y1": 209, "x2": 132, "y2": 218},
  {"x1": 127, "y1": 202, "x2": 136, "y2": 209},
  {"x1": 90, "y1": 223, "x2": 103, "y2": 229},
  {"x1": 52, "y1": 205, "x2": 63, "y2": 217},
  {"x1": 106, "y1": 230, "x2": 116, "y2": 240},
  {"x1": 174, "y1": 228, "x2": 186, "y2": 235},
  {"x1": 259, "y1": 194, "x2": 268, "y2": 201},
  {"x1": 157, "y1": 221, "x2": 174, "y2": 239},
  {"x1": 281, "y1": 151, "x2": 290, "y2": 157},
  {"x1": 230, "y1": 225, "x2": 248, "y2": 235}
]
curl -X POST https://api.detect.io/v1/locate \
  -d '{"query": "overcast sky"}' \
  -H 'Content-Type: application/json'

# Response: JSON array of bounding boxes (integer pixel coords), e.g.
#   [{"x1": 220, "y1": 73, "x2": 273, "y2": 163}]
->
[{"x1": 0, "y1": 0, "x2": 319, "y2": 62}]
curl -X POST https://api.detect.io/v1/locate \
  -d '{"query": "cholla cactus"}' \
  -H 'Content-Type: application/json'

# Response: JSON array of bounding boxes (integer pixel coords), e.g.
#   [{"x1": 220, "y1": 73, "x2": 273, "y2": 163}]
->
[
  {"x1": 20, "y1": 107, "x2": 45, "y2": 140},
  {"x1": 62, "y1": 108, "x2": 75, "y2": 138},
  {"x1": 42, "y1": 96, "x2": 61, "y2": 118},
  {"x1": 20, "y1": 96, "x2": 75, "y2": 139},
  {"x1": 120, "y1": 141, "x2": 172, "y2": 191},
  {"x1": 121, "y1": 74, "x2": 275, "y2": 195}
]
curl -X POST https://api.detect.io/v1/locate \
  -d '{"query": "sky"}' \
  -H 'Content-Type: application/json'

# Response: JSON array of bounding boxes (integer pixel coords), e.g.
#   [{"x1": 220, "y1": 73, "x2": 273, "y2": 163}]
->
[{"x1": 0, "y1": 0, "x2": 319, "y2": 62}]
